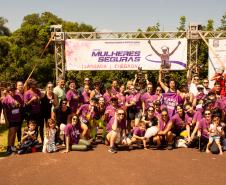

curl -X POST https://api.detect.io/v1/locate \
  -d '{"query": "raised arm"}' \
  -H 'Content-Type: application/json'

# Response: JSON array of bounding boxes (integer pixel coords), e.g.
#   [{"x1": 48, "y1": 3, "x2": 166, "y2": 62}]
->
[
  {"x1": 169, "y1": 41, "x2": 181, "y2": 56},
  {"x1": 158, "y1": 67, "x2": 169, "y2": 92},
  {"x1": 148, "y1": 40, "x2": 161, "y2": 56}
]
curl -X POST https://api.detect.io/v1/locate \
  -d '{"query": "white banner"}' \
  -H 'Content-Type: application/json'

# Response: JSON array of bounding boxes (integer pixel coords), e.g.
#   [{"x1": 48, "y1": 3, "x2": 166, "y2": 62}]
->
[
  {"x1": 208, "y1": 39, "x2": 226, "y2": 88},
  {"x1": 65, "y1": 39, "x2": 187, "y2": 71}
]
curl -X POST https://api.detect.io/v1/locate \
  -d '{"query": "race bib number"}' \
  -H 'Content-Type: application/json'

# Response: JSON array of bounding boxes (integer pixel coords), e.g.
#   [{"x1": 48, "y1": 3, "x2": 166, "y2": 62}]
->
[{"x1": 12, "y1": 108, "x2": 19, "y2": 115}]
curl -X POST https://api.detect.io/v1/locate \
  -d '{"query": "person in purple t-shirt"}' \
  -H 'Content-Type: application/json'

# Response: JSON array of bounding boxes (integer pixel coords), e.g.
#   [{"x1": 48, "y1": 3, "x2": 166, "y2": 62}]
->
[
  {"x1": 153, "y1": 108, "x2": 174, "y2": 150},
  {"x1": 116, "y1": 85, "x2": 126, "y2": 108},
  {"x1": 111, "y1": 80, "x2": 119, "y2": 96},
  {"x1": 81, "y1": 84, "x2": 91, "y2": 104},
  {"x1": 105, "y1": 97, "x2": 119, "y2": 123},
  {"x1": 129, "y1": 121, "x2": 147, "y2": 149},
  {"x1": 62, "y1": 115, "x2": 91, "y2": 153},
  {"x1": 66, "y1": 80, "x2": 79, "y2": 113},
  {"x1": 24, "y1": 78, "x2": 44, "y2": 143},
  {"x1": 170, "y1": 105, "x2": 187, "y2": 137},
  {"x1": 106, "y1": 109, "x2": 128, "y2": 153},
  {"x1": 197, "y1": 109, "x2": 212, "y2": 151},
  {"x1": 2, "y1": 85, "x2": 23, "y2": 155},
  {"x1": 141, "y1": 83, "x2": 157, "y2": 116},
  {"x1": 184, "y1": 103, "x2": 202, "y2": 146},
  {"x1": 76, "y1": 97, "x2": 99, "y2": 139},
  {"x1": 126, "y1": 85, "x2": 142, "y2": 127}
]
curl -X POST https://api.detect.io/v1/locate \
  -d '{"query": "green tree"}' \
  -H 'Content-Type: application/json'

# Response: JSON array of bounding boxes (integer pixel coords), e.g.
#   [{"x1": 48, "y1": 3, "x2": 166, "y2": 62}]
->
[
  {"x1": 0, "y1": 17, "x2": 10, "y2": 36},
  {"x1": 177, "y1": 16, "x2": 186, "y2": 31},
  {"x1": 218, "y1": 12, "x2": 226, "y2": 30}
]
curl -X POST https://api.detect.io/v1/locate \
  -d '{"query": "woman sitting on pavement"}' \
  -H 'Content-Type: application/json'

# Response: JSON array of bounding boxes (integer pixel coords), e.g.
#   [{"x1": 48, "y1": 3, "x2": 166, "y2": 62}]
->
[
  {"x1": 170, "y1": 105, "x2": 187, "y2": 138},
  {"x1": 62, "y1": 115, "x2": 91, "y2": 153},
  {"x1": 184, "y1": 103, "x2": 202, "y2": 146},
  {"x1": 197, "y1": 109, "x2": 212, "y2": 151},
  {"x1": 106, "y1": 108, "x2": 128, "y2": 153},
  {"x1": 153, "y1": 108, "x2": 174, "y2": 149}
]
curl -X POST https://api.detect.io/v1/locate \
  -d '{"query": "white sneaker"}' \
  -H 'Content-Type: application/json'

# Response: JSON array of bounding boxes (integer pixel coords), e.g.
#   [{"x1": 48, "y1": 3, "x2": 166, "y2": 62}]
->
[{"x1": 11, "y1": 146, "x2": 16, "y2": 152}]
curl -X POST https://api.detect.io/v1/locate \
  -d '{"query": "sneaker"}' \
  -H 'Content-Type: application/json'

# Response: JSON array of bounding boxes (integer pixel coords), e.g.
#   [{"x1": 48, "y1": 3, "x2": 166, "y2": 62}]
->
[
  {"x1": 5, "y1": 147, "x2": 13, "y2": 155},
  {"x1": 11, "y1": 146, "x2": 17, "y2": 152},
  {"x1": 108, "y1": 147, "x2": 117, "y2": 154},
  {"x1": 167, "y1": 144, "x2": 173, "y2": 150}
]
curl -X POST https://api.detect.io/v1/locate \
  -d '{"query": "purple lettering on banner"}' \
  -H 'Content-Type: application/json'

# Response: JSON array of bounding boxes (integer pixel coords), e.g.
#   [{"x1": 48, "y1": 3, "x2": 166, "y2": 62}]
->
[{"x1": 92, "y1": 50, "x2": 141, "y2": 63}]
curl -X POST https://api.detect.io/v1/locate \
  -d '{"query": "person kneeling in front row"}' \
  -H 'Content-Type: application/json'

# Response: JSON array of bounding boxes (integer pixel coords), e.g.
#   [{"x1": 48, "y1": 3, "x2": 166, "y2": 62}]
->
[{"x1": 62, "y1": 115, "x2": 91, "y2": 153}]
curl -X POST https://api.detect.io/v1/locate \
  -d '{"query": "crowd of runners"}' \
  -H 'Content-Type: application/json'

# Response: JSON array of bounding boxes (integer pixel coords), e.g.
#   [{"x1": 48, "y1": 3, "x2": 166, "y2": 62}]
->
[{"x1": 1, "y1": 65, "x2": 226, "y2": 155}]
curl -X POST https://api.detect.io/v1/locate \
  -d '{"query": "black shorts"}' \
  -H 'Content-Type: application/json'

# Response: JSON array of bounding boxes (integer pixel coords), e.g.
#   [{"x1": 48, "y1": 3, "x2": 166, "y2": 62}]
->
[
  {"x1": 172, "y1": 127, "x2": 185, "y2": 137},
  {"x1": 8, "y1": 121, "x2": 21, "y2": 128}
]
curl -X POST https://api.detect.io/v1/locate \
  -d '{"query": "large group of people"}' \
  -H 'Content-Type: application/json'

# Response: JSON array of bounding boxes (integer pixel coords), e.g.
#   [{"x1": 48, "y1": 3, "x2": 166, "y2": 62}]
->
[{"x1": 0, "y1": 65, "x2": 226, "y2": 155}]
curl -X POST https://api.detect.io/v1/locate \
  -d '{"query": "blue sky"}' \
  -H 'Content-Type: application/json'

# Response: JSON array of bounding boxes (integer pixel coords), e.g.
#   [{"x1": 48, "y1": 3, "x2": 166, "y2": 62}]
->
[{"x1": 1, "y1": 0, "x2": 226, "y2": 32}]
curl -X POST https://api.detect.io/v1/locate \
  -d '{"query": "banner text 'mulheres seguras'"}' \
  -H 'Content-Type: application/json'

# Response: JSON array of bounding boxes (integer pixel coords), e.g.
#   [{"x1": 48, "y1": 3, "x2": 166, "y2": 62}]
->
[{"x1": 91, "y1": 50, "x2": 141, "y2": 62}]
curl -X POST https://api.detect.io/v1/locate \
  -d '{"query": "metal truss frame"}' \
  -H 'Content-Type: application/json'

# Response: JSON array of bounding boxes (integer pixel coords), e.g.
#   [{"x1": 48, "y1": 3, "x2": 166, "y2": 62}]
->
[{"x1": 52, "y1": 31, "x2": 226, "y2": 81}]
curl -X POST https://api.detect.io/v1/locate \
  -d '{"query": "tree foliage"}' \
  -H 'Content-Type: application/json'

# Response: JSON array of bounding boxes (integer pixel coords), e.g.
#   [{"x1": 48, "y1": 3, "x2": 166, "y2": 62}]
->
[{"x1": 0, "y1": 12, "x2": 226, "y2": 88}]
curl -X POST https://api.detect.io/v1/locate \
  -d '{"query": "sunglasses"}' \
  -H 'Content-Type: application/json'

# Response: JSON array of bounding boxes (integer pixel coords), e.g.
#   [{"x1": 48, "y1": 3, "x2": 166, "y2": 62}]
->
[
  {"x1": 205, "y1": 113, "x2": 211, "y2": 115},
  {"x1": 48, "y1": 86, "x2": 53, "y2": 88},
  {"x1": 118, "y1": 113, "x2": 125, "y2": 116},
  {"x1": 162, "y1": 114, "x2": 168, "y2": 117},
  {"x1": 203, "y1": 82, "x2": 209, "y2": 83},
  {"x1": 148, "y1": 109, "x2": 154, "y2": 112}
]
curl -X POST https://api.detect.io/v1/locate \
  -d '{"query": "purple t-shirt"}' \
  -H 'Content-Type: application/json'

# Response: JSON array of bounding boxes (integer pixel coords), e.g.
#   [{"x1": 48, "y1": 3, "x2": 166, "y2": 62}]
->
[
  {"x1": 2, "y1": 95, "x2": 22, "y2": 122},
  {"x1": 106, "y1": 116, "x2": 126, "y2": 133},
  {"x1": 105, "y1": 105, "x2": 117, "y2": 122},
  {"x1": 198, "y1": 118, "x2": 211, "y2": 138},
  {"x1": 216, "y1": 97, "x2": 226, "y2": 112},
  {"x1": 185, "y1": 110, "x2": 202, "y2": 126},
  {"x1": 24, "y1": 89, "x2": 41, "y2": 114},
  {"x1": 64, "y1": 123, "x2": 82, "y2": 145},
  {"x1": 126, "y1": 92, "x2": 142, "y2": 110},
  {"x1": 103, "y1": 92, "x2": 111, "y2": 106},
  {"x1": 77, "y1": 104, "x2": 96, "y2": 123},
  {"x1": 132, "y1": 127, "x2": 145, "y2": 137},
  {"x1": 111, "y1": 87, "x2": 119, "y2": 96},
  {"x1": 162, "y1": 93, "x2": 183, "y2": 118},
  {"x1": 14, "y1": 90, "x2": 24, "y2": 107},
  {"x1": 81, "y1": 91, "x2": 90, "y2": 104},
  {"x1": 117, "y1": 93, "x2": 126, "y2": 107},
  {"x1": 141, "y1": 92, "x2": 158, "y2": 110},
  {"x1": 170, "y1": 114, "x2": 186, "y2": 130},
  {"x1": 66, "y1": 89, "x2": 79, "y2": 112},
  {"x1": 158, "y1": 117, "x2": 170, "y2": 131}
]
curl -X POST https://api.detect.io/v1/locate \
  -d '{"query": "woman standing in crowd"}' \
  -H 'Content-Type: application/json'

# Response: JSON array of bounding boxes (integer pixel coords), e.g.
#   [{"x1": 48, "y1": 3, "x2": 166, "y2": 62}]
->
[
  {"x1": 24, "y1": 79, "x2": 44, "y2": 144},
  {"x1": 41, "y1": 82, "x2": 58, "y2": 127},
  {"x1": 52, "y1": 98, "x2": 72, "y2": 144},
  {"x1": 90, "y1": 81, "x2": 102, "y2": 100},
  {"x1": 66, "y1": 80, "x2": 79, "y2": 113},
  {"x1": 15, "y1": 81, "x2": 25, "y2": 144},
  {"x1": 141, "y1": 82, "x2": 157, "y2": 116},
  {"x1": 81, "y1": 84, "x2": 91, "y2": 104},
  {"x1": 2, "y1": 85, "x2": 23, "y2": 155},
  {"x1": 117, "y1": 84, "x2": 126, "y2": 108}
]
